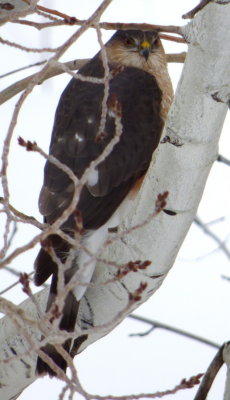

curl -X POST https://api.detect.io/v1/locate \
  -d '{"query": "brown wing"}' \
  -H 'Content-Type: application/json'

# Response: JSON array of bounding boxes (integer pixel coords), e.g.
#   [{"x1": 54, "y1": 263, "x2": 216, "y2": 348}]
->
[
  {"x1": 39, "y1": 56, "x2": 163, "y2": 231},
  {"x1": 35, "y1": 46, "x2": 164, "y2": 377}
]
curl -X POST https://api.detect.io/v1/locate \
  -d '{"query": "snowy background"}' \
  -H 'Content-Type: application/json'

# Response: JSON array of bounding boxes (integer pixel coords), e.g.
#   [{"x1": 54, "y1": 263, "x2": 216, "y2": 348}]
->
[{"x1": 0, "y1": 0, "x2": 230, "y2": 399}]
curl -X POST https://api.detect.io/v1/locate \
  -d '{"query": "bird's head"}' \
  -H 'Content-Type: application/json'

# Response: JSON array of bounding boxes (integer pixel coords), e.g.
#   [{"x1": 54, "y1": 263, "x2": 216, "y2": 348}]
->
[{"x1": 105, "y1": 30, "x2": 166, "y2": 70}]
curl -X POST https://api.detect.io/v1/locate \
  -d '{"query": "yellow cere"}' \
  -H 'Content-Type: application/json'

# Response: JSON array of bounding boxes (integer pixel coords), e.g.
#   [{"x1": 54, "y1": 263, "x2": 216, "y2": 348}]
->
[{"x1": 141, "y1": 41, "x2": 151, "y2": 49}]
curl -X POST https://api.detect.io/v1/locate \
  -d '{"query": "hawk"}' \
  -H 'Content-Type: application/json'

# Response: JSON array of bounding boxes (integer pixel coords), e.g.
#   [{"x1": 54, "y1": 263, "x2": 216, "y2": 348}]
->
[{"x1": 35, "y1": 29, "x2": 173, "y2": 376}]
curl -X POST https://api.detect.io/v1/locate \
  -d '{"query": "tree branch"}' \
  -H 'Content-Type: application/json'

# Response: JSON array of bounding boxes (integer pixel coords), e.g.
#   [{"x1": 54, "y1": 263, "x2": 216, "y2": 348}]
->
[
  {"x1": 195, "y1": 217, "x2": 230, "y2": 261},
  {"x1": 11, "y1": 16, "x2": 183, "y2": 35},
  {"x1": 0, "y1": 53, "x2": 185, "y2": 106},
  {"x1": 129, "y1": 314, "x2": 220, "y2": 349},
  {"x1": 217, "y1": 154, "x2": 230, "y2": 167},
  {"x1": 182, "y1": 0, "x2": 213, "y2": 19},
  {"x1": 0, "y1": 59, "x2": 87, "y2": 106},
  {"x1": 194, "y1": 344, "x2": 225, "y2": 400}
]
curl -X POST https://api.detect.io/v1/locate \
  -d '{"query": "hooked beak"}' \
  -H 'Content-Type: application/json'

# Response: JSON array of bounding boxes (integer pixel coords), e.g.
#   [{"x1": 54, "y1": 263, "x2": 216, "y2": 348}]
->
[{"x1": 140, "y1": 40, "x2": 151, "y2": 61}]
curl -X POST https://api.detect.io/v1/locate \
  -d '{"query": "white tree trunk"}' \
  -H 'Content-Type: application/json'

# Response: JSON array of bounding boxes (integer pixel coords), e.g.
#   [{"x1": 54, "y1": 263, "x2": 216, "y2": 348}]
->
[{"x1": 0, "y1": 1, "x2": 230, "y2": 399}]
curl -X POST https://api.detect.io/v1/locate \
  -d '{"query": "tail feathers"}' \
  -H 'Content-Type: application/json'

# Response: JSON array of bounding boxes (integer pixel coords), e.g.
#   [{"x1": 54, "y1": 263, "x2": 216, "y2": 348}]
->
[
  {"x1": 34, "y1": 234, "x2": 71, "y2": 286},
  {"x1": 35, "y1": 235, "x2": 88, "y2": 376},
  {"x1": 36, "y1": 340, "x2": 71, "y2": 377},
  {"x1": 36, "y1": 334, "x2": 88, "y2": 376},
  {"x1": 36, "y1": 291, "x2": 80, "y2": 376},
  {"x1": 71, "y1": 334, "x2": 88, "y2": 358}
]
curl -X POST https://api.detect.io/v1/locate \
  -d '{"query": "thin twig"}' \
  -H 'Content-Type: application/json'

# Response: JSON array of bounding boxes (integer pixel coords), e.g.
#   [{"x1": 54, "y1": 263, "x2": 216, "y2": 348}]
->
[
  {"x1": 94, "y1": 23, "x2": 110, "y2": 139},
  {"x1": 221, "y1": 274, "x2": 230, "y2": 281},
  {"x1": 35, "y1": 8, "x2": 62, "y2": 23},
  {"x1": 0, "y1": 214, "x2": 12, "y2": 258},
  {"x1": 195, "y1": 217, "x2": 230, "y2": 261},
  {"x1": 6, "y1": 221, "x2": 17, "y2": 249},
  {"x1": 79, "y1": 373, "x2": 204, "y2": 400},
  {"x1": 95, "y1": 21, "x2": 183, "y2": 36},
  {"x1": 11, "y1": 17, "x2": 183, "y2": 37},
  {"x1": 217, "y1": 154, "x2": 230, "y2": 166},
  {"x1": 0, "y1": 36, "x2": 59, "y2": 53},
  {"x1": 0, "y1": 196, "x2": 45, "y2": 229},
  {"x1": 206, "y1": 216, "x2": 225, "y2": 226},
  {"x1": 0, "y1": 59, "x2": 47, "y2": 79},
  {"x1": 167, "y1": 52, "x2": 186, "y2": 63},
  {"x1": 0, "y1": 271, "x2": 46, "y2": 296},
  {"x1": 159, "y1": 33, "x2": 185, "y2": 43},
  {"x1": 22, "y1": 0, "x2": 78, "y2": 23},
  {"x1": 10, "y1": 18, "x2": 80, "y2": 29},
  {"x1": 129, "y1": 314, "x2": 220, "y2": 349}
]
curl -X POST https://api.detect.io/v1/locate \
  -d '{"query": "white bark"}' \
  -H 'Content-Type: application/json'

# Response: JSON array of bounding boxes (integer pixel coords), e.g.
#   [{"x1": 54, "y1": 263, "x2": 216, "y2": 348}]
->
[
  {"x1": 0, "y1": 0, "x2": 36, "y2": 24},
  {"x1": 0, "y1": 1, "x2": 230, "y2": 399},
  {"x1": 0, "y1": 290, "x2": 48, "y2": 400}
]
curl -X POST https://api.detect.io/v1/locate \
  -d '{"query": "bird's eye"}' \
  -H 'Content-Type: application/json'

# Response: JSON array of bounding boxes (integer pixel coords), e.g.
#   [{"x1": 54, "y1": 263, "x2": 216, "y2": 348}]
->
[
  {"x1": 152, "y1": 37, "x2": 159, "y2": 46},
  {"x1": 124, "y1": 37, "x2": 134, "y2": 46}
]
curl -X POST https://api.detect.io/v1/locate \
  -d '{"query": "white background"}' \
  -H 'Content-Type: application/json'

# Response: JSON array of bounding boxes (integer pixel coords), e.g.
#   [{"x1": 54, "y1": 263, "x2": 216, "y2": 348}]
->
[{"x1": 0, "y1": 1, "x2": 230, "y2": 399}]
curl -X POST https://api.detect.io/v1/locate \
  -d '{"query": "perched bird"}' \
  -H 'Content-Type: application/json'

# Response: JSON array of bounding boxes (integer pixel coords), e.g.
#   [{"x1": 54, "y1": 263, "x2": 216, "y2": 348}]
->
[{"x1": 34, "y1": 29, "x2": 173, "y2": 376}]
